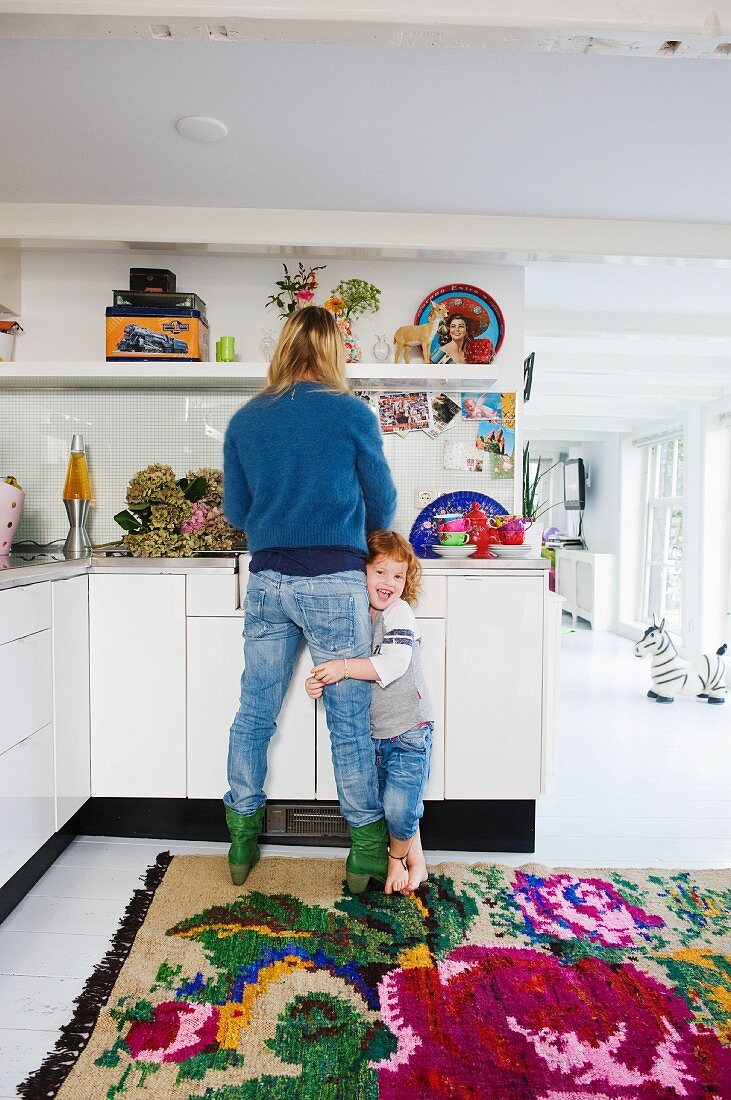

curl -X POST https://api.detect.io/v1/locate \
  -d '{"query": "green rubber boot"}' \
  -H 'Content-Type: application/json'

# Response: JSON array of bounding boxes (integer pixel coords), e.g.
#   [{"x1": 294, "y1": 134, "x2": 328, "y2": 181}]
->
[
  {"x1": 345, "y1": 818, "x2": 389, "y2": 894},
  {"x1": 225, "y1": 805, "x2": 265, "y2": 886}
]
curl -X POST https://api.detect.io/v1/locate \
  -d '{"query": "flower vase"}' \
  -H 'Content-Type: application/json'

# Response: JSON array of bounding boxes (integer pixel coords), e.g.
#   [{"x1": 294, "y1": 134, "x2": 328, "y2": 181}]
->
[{"x1": 337, "y1": 317, "x2": 362, "y2": 363}]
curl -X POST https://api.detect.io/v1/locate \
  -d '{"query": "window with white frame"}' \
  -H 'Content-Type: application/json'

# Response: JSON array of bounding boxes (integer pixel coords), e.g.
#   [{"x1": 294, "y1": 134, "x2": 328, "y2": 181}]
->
[{"x1": 639, "y1": 435, "x2": 684, "y2": 633}]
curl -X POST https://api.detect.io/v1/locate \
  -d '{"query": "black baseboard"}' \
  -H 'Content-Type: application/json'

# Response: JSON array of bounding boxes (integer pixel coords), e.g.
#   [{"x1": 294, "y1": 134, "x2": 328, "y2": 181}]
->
[
  {"x1": 0, "y1": 828, "x2": 76, "y2": 925},
  {"x1": 1, "y1": 797, "x2": 535, "y2": 923},
  {"x1": 73, "y1": 797, "x2": 535, "y2": 853}
]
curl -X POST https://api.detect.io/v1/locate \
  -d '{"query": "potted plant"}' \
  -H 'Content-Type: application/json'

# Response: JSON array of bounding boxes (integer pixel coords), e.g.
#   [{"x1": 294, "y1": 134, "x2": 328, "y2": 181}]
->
[
  {"x1": 324, "y1": 278, "x2": 381, "y2": 363},
  {"x1": 522, "y1": 443, "x2": 561, "y2": 554}
]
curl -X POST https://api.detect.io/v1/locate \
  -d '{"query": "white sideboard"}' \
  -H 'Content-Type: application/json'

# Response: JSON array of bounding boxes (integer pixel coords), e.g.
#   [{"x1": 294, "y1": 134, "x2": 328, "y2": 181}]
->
[{"x1": 555, "y1": 549, "x2": 615, "y2": 631}]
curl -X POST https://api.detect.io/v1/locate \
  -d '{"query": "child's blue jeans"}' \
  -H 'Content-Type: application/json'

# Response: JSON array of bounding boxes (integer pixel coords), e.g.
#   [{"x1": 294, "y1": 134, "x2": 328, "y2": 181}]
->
[
  {"x1": 374, "y1": 723, "x2": 433, "y2": 841},
  {"x1": 225, "y1": 569, "x2": 383, "y2": 829}
]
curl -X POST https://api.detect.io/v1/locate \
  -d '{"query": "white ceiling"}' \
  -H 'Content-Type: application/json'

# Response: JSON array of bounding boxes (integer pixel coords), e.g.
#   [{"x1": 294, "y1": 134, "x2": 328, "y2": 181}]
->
[{"x1": 0, "y1": 38, "x2": 730, "y2": 222}]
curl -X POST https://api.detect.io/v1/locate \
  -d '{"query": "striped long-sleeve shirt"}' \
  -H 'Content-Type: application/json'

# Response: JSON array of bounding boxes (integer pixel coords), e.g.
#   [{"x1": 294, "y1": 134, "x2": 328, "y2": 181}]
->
[{"x1": 369, "y1": 599, "x2": 433, "y2": 739}]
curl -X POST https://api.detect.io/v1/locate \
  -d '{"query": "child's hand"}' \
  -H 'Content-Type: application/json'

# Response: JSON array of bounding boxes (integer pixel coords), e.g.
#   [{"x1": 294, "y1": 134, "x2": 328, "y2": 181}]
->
[
  {"x1": 310, "y1": 659, "x2": 346, "y2": 685},
  {"x1": 305, "y1": 676, "x2": 324, "y2": 700}
]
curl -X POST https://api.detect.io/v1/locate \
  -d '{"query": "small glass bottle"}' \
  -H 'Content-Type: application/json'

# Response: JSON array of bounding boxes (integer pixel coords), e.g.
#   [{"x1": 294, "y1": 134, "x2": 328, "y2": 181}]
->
[
  {"x1": 372, "y1": 334, "x2": 390, "y2": 362},
  {"x1": 259, "y1": 329, "x2": 276, "y2": 362}
]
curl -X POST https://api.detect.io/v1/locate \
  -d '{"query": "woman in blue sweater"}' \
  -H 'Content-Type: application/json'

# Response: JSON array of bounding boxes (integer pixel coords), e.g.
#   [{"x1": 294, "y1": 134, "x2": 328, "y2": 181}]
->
[{"x1": 223, "y1": 306, "x2": 397, "y2": 891}]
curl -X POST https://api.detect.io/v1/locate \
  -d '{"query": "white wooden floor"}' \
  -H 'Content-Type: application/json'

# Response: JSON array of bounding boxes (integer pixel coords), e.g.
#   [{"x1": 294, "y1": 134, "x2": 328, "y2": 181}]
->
[{"x1": 1, "y1": 623, "x2": 729, "y2": 1097}]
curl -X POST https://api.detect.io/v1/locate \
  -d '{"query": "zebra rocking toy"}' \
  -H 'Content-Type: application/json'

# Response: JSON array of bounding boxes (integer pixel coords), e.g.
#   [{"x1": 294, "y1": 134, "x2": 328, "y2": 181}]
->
[{"x1": 634, "y1": 616, "x2": 727, "y2": 704}]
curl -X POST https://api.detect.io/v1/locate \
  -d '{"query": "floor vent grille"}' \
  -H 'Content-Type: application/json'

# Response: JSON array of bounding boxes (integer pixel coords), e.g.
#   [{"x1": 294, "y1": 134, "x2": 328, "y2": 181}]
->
[{"x1": 266, "y1": 804, "x2": 349, "y2": 838}]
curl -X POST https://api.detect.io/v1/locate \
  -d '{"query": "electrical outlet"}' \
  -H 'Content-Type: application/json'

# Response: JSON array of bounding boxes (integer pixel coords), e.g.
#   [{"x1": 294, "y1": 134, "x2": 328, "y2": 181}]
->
[{"x1": 415, "y1": 489, "x2": 435, "y2": 508}]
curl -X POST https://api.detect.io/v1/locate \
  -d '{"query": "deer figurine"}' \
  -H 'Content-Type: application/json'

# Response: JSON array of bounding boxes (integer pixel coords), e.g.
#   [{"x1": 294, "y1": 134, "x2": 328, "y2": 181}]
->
[{"x1": 393, "y1": 300, "x2": 449, "y2": 364}]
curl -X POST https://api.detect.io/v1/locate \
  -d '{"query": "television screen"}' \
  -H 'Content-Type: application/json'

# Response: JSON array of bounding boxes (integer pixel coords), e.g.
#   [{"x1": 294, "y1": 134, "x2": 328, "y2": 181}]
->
[{"x1": 564, "y1": 458, "x2": 585, "y2": 511}]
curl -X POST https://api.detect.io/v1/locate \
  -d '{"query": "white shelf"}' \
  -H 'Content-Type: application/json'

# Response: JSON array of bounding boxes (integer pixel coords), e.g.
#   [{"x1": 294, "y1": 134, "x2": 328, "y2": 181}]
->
[{"x1": 0, "y1": 361, "x2": 500, "y2": 389}]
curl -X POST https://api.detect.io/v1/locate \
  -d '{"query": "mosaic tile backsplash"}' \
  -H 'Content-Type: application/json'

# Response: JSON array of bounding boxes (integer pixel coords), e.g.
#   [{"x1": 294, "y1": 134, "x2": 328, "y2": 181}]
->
[{"x1": 1, "y1": 389, "x2": 516, "y2": 547}]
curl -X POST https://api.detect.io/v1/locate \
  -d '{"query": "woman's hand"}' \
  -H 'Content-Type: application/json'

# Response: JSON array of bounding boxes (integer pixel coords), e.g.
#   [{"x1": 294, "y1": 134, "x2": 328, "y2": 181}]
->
[
  {"x1": 310, "y1": 659, "x2": 346, "y2": 685},
  {"x1": 305, "y1": 676, "x2": 324, "y2": 699}
]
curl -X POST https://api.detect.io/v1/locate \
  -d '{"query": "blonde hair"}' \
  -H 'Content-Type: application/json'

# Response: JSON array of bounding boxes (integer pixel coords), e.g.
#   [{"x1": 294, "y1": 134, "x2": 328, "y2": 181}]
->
[
  {"x1": 367, "y1": 530, "x2": 422, "y2": 607},
  {"x1": 263, "y1": 306, "x2": 348, "y2": 396}
]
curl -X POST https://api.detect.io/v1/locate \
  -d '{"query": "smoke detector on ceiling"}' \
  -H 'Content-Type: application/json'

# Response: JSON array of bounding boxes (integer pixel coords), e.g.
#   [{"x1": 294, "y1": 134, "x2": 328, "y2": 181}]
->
[{"x1": 175, "y1": 116, "x2": 228, "y2": 143}]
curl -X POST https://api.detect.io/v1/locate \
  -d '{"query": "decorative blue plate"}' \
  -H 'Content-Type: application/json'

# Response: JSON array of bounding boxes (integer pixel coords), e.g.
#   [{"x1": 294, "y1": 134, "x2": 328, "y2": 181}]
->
[{"x1": 409, "y1": 491, "x2": 509, "y2": 558}]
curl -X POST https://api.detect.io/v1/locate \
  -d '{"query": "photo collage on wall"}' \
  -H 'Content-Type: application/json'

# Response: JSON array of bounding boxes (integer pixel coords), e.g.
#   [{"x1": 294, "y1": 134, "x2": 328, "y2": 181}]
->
[
  {"x1": 449, "y1": 391, "x2": 516, "y2": 478},
  {"x1": 354, "y1": 390, "x2": 464, "y2": 440},
  {"x1": 353, "y1": 388, "x2": 517, "y2": 480}
]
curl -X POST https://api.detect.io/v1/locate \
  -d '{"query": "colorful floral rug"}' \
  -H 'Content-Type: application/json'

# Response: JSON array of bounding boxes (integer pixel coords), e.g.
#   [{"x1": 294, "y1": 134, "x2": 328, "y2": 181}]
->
[{"x1": 20, "y1": 855, "x2": 731, "y2": 1099}]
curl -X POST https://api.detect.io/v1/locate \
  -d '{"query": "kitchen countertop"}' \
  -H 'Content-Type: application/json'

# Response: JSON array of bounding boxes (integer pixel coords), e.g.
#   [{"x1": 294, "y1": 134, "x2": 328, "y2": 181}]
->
[
  {"x1": 1, "y1": 547, "x2": 547, "y2": 592},
  {"x1": 0, "y1": 549, "x2": 237, "y2": 591}
]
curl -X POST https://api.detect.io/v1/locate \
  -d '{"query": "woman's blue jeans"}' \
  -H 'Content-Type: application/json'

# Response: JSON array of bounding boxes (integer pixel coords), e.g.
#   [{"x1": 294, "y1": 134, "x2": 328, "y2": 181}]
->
[{"x1": 224, "y1": 569, "x2": 383, "y2": 828}]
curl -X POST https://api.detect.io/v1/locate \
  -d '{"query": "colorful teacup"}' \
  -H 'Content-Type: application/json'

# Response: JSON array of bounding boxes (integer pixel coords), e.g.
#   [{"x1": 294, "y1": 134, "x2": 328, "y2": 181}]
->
[
  {"x1": 438, "y1": 517, "x2": 471, "y2": 532},
  {"x1": 438, "y1": 531, "x2": 470, "y2": 546}
]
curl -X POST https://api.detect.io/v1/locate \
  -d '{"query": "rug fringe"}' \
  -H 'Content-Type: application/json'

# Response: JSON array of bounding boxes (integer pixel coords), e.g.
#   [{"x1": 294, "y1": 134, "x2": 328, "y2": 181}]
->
[{"x1": 18, "y1": 850, "x2": 174, "y2": 1100}]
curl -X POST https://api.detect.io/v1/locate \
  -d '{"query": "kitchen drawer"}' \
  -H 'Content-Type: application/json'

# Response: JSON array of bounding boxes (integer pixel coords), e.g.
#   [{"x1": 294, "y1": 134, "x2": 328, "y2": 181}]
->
[
  {"x1": 0, "y1": 628, "x2": 53, "y2": 756},
  {"x1": 0, "y1": 580, "x2": 51, "y2": 646},
  {"x1": 0, "y1": 723, "x2": 55, "y2": 890},
  {"x1": 186, "y1": 573, "x2": 239, "y2": 616},
  {"x1": 413, "y1": 575, "x2": 446, "y2": 618}
]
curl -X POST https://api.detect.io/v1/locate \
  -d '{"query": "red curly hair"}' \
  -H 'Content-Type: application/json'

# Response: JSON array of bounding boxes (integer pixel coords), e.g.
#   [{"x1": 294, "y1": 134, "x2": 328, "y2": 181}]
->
[{"x1": 367, "y1": 530, "x2": 422, "y2": 607}]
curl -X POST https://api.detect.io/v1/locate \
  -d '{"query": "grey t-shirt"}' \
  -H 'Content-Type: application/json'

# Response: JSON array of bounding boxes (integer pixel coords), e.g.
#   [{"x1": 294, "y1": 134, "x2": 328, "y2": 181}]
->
[{"x1": 369, "y1": 599, "x2": 433, "y2": 739}]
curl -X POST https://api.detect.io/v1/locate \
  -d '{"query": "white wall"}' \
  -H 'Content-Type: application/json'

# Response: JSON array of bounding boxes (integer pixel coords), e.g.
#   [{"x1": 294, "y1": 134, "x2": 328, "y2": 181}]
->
[
  {"x1": 700, "y1": 399, "x2": 731, "y2": 654},
  {"x1": 578, "y1": 437, "x2": 622, "y2": 556}
]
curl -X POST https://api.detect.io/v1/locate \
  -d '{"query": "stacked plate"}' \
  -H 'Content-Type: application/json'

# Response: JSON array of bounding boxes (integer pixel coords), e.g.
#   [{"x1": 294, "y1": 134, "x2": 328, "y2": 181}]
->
[
  {"x1": 490, "y1": 544, "x2": 535, "y2": 558},
  {"x1": 432, "y1": 544, "x2": 477, "y2": 559}
]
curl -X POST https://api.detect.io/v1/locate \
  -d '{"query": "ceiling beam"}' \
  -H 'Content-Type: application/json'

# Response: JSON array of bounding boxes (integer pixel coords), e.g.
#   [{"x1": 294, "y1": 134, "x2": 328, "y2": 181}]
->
[
  {"x1": 0, "y1": 1, "x2": 728, "y2": 49},
  {"x1": 532, "y1": 378, "x2": 725, "y2": 398},
  {"x1": 3, "y1": 203, "x2": 731, "y2": 263},
  {"x1": 529, "y1": 352, "x2": 731, "y2": 376},
  {"x1": 527, "y1": 310, "x2": 731, "y2": 339}
]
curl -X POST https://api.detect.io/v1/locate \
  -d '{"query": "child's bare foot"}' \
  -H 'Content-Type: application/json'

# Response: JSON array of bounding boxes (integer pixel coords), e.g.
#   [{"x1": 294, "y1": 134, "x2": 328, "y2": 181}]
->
[
  {"x1": 385, "y1": 852, "x2": 409, "y2": 894},
  {"x1": 402, "y1": 830, "x2": 428, "y2": 893}
]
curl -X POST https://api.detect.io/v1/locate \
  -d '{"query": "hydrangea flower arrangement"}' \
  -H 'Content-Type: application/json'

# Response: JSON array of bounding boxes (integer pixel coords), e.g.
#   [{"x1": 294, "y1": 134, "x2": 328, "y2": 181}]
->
[{"x1": 114, "y1": 464, "x2": 243, "y2": 557}]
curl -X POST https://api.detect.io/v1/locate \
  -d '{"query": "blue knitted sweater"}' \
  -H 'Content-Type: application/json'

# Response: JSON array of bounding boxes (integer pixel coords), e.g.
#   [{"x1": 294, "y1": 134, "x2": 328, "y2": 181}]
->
[{"x1": 223, "y1": 383, "x2": 397, "y2": 554}]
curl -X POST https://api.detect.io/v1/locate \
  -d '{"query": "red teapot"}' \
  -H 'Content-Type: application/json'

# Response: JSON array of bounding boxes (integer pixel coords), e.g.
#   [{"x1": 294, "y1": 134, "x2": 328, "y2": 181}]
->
[{"x1": 466, "y1": 502, "x2": 499, "y2": 555}]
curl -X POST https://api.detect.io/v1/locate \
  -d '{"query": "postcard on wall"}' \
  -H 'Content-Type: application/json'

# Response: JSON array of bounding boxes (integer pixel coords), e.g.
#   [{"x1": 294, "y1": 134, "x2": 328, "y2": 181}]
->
[
  {"x1": 460, "y1": 391, "x2": 515, "y2": 429},
  {"x1": 424, "y1": 392, "x2": 461, "y2": 439},
  {"x1": 443, "y1": 440, "x2": 484, "y2": 473},
  {"x1": 475, "y1": 423, "x2": 516, "y2": 459},
  {"x1": 490, "y1": 451, "x2": 516, "y2": 479},
  {"x1": 378, "y1": 392, "x2": 431, "y2": 435}
]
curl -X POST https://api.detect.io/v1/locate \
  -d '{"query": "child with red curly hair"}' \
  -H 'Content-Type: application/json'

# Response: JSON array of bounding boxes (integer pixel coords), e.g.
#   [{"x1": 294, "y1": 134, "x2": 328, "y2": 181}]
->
[{"x1": 306, "y1": 530, "x2": 433, "y2": 894}]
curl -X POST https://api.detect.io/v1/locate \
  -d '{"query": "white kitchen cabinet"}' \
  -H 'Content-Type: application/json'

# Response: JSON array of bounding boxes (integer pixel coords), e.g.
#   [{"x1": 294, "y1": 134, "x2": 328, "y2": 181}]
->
[
  {"x1": 0, "y1": 724, "x2": 55, "y2": 888},
  {"x1": 89, "y1": 574, "x2": 186, "y2": 797},
  {"x1": 0, "y1": 580, "x2": 51, "y2": 646},
  {"x1": 52, "y1": 574, "x2": 91, "y2": 828},
  {"x1": 445, "y1": 575, "x2": 544, "y2": 799},
  {"x1": 187, "y1": 617, "x2": 316, "y2": 800},
  {"x1": 316, "y1": 616, "x2": 446, "y2": 802},
  {"x1": 0, "y1": 628, "x2": 53, "y2": 757}
]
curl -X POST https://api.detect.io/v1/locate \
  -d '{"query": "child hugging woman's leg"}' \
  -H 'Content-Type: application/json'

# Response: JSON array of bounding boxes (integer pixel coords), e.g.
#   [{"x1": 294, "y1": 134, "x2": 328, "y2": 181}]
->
[{"x1": 306, "y1": 530, "x2": 434, "y2": 894}]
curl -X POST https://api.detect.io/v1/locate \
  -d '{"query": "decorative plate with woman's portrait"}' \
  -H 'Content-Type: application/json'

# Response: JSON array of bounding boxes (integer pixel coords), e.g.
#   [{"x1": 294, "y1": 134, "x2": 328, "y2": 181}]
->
[{"x1": 414, "y1": 284, "x2": 505, "y2": 366}]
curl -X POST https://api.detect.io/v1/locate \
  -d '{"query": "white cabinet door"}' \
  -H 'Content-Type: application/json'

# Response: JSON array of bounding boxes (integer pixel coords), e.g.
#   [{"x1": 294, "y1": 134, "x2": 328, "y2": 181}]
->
[
  {"x1": 419, "y1": 617, "x2": 445, "y2": 801},
  {"x1": 0, "y1": 629, "x2": 53, "y2": 757},
  {"x1": 52, "y1": 574, "x2": 91, "y2": 828},
  {"x1": 316, "y1": 617, "x2": 445, "y2": 802},
  {"x1": 187, "y1": 618, "x2": 316, "y2": 800},
  {"x1": 0, "y1": 724, "x2": 55, "y2": 889},
  {"x1": 445, "y1": 576, "x2": 544, "y2": 799},
  {"x1": 89, "y1": 575, "x2": 186, "y2": 797}
]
